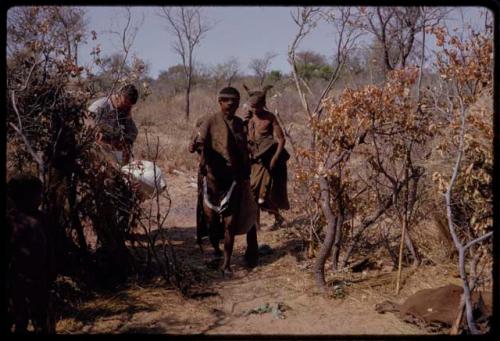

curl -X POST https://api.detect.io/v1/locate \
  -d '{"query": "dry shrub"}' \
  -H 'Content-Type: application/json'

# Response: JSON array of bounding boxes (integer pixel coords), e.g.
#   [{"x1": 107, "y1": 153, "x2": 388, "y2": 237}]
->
[
  {"x1": 6, "y1": 7, "x2": 199, "y2": 301},
  {"x1": 411, "y1": 218, "x2": 456, "y2": 265}
]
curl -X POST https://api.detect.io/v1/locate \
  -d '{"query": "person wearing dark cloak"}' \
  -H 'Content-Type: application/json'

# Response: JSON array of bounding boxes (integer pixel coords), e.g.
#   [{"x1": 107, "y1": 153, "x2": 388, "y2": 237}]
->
[
  {"x1": 191, "y1": 87, "x2": 259, "y2": 276},
  {"x1": 243, "y1": 84, "x2": 290, "y2": 229}
]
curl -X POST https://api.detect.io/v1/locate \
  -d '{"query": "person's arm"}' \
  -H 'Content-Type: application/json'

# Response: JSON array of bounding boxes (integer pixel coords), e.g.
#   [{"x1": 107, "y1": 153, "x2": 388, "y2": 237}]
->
[
  {"x1": 270, "y1": 114, "x2": 285, "y2": 170},
  {"x1": 121, "y1": 118, "x2": 138, "y2": 164},
  {"x1": 123, "y1": 118, "x2": 138, "y2": 146},
  {"x1": 189, "y1": 118, "x2": 204, "y2": 153},
  {"x1": 87, "y1": 98, "x2": 108, "y2": 144},
  {"x1": 197, "y1": 116, "x2": 212, "y2": 155},
  {"x1": 241, "y1": 132, "x2": 251, "y2": 180},
  {"x1": 188, "y1": 134, "x2": 198, "y2": 154},
  {"x1": 197, "y1": 117, "x2": 211, "y2": 176},
  {"x1": 234, "y1": 119, "x2": 251, "y2": 181}
]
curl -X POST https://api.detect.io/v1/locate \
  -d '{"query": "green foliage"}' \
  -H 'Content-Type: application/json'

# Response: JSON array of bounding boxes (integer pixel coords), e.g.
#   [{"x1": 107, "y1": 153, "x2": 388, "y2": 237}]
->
[
  {"x1": 266, "y1": 70, "x2": 283, "y2": 84},
  {"x1": 295, "y1": 51, "x2": 333, "y2": 81}
]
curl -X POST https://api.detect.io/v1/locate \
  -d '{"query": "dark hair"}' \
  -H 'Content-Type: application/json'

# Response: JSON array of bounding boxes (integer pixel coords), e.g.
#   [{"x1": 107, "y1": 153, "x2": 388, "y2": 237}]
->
[
  {"x1": 119, "y1": 84, "x2": 139, "y2": 104},
  {"x1": 218, "y1": 87, "x2": 240, "y2": 99}
]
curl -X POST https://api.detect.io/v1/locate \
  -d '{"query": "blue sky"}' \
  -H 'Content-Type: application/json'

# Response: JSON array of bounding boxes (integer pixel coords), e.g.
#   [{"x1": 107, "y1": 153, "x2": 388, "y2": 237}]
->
[{"x1": 77, "y1": 6, "x2": 488, "y2": 79}]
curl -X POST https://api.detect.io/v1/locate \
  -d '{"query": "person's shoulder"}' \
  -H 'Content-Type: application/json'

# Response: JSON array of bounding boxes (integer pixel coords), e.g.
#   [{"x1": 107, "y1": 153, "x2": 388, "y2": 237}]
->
[
  {"x1": 206, "y1": 112, "x2": 221, "y2": 123},
  {"x1": 88, "y1": 97, "x2": 111, "y2": 113},
  {"x1": 263, "y1": 110, "x2": 276, "y2": 119},
  {"x1": 233, "y1": 115, "x2": 244, "y2": 124},
  {"x1": 195, "y1": 113, "x2": 212, "y2": 127},
  {"x1": 232, "y1": 116, "x2": 246, "y2": 132}
]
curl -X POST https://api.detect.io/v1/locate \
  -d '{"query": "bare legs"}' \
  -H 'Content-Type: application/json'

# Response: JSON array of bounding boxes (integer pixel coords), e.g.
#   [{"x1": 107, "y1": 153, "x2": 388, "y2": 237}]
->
[{"x1": 222, "y1": 229, "x2": 235, "y2": 277}]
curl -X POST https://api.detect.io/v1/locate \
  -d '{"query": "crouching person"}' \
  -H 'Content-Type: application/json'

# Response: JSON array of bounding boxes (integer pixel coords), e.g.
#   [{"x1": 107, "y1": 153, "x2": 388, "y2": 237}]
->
[
  {"x1": 85, "y1": 85, "x2": 141, "y2": 285},
  {"x1": 6, "y1": 175, "x2": 56, "y2": 334},
  {"x1": 87, "y1": 84, "x2": 139, "y2": 166}
]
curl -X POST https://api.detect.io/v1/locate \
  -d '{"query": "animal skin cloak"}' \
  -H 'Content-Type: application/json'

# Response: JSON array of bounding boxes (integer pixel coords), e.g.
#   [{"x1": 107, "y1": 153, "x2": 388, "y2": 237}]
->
[
  {"x1": 197, "y1": 112, "x2": 257, "y2": 236},
  {"x1": 246, "y1": 110, "x2": 290, "y2": 211}
]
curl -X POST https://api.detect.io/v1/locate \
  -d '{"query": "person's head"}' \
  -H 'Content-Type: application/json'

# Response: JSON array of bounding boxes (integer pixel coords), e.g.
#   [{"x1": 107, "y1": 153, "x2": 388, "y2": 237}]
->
[
  {"x1": 243, "y1": 84, "x2": 272, "y2": 116},
  {"x1": 7, "y1": 174, "x2": 43, "y2": 213},
  {"x1": 114, "y1": 84, "x2": 139, "y2": 112},
  {"x1": 218, "y1": 87, "x2": 240, "y2": 116}
]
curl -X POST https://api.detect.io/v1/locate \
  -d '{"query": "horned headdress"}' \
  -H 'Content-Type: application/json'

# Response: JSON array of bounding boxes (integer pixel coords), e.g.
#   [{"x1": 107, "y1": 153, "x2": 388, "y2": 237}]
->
[{"x1": 243, "y1": 84, "x2": 273, "y2": 108}]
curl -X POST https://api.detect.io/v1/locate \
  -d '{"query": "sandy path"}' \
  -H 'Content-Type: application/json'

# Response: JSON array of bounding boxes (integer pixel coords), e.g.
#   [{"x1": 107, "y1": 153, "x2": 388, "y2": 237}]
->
[{"x1": 57, "y1": 170, "x2": 426, "y2": 335}]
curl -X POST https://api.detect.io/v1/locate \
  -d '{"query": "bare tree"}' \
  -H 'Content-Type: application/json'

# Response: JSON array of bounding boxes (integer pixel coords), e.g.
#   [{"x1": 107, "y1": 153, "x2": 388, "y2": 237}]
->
[
  {"x1": 358, "y1": 7, "x2": 449, "y2": 75},
  {"x1": 158, "y1": 7, "x2": 214, "y2": 121},
  {"x1": 211, "y1": 57, "x2": 240, "y2": 93},
  {"x1": 288, "y1": 7, "x2": 363, "y2": 121},
  {"x1": 249, "y1": 52, "x2": 277, "y2": 85},
  {"x1": 287, "y1": 7, "x2": 321, "y2": 118},
  {"x1": 444, "y1": 97, "x2": 492, "y2": 334},
  {"x1": 427, "y1": 16, "x2": 493, "y2": 332},
  {"x1": 288, "y1": 7, "x2": 364, "y2": 291},
  {"x1": 101, "y1": 7, "x2": 145, "y2": 94}
]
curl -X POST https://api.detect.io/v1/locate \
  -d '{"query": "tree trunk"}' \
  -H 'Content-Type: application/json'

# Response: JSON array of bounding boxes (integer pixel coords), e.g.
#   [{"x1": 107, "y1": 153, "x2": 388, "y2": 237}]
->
[
  {"x1": 395, "y1": 217, "x2": 407, "y2": 294},
  {"x1": 458, "y1": 249, "x2": 479, "y2": 334},
  {"x1": 404, "y1": 230, "x2": 420, "y2": 266},
  {"x1": 444, "y1": 102, "x2": 479, "y2": 334},
  {"x1": 314, "y1": 216, "x2": 337, "y2": 293},
  {"x1": 185, "y1": 79, "x2": 191, "y2": 121},
  {"x1": 69, "y1": 181, "x2": 89, "y2": 256},
  {"x1": 314, "y1": 176, "x2": 340, "y2": 293},
  {"x1": 416, "y1": 12, "x2": 426, "y2": 102},
  {"x1": 378, "y1": 222, "x2": 397, "y2": 267},
  {"x1": 450, "y1": 294, "x2": 465, "y2": 334},
  {"x1": 331, "y1": 220, "x2": 343, "y2": 272}
]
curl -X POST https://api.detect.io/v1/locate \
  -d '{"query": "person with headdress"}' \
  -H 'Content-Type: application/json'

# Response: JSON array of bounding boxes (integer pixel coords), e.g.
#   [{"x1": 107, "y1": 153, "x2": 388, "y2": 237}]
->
[{"x1": 243, "y1": 84, "x2": 290, "y2": 229}]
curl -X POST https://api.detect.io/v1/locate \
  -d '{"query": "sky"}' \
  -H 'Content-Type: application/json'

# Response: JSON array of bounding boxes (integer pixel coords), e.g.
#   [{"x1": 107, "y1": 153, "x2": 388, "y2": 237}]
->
[{"x1": 76, "y1": 6, "x2": 489, "y2": 79}]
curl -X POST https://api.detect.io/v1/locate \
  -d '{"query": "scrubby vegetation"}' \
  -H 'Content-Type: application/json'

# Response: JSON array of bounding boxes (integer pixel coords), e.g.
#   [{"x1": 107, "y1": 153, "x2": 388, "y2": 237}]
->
[{"x1": 6, "y1": 6, "x2": 493, "y2": 335}]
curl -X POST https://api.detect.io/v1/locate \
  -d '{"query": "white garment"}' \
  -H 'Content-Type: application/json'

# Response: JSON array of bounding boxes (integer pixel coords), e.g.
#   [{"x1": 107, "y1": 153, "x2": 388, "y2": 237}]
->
[
  {"x1": 88, "y1": 96, "x2": 138, "y2": 146},
  {"x1": 110, "y1": 150, "x2": 124, "y2": 165},
  {"x1": 88, "y1": 96, "x2": 114, "y2": 114},
  {"x1": 121, "y1": 160, "x2": 167, "y2": 197}
]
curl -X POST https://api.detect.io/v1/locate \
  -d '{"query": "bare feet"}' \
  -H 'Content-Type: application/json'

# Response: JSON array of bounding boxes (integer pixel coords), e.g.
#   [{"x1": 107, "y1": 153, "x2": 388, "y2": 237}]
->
[
  {"x1": 214, "y1": 248, "x2": 223, "y2": 258},
  {"x1": 244, "y1": 252, "x2": 258, "y2": 268},
  {"x1": 221, "y1": 268, "x2": 233, "y2": 278},
  {"x1": 270, "y1": 215, "x2": 285, "y2": 230}
]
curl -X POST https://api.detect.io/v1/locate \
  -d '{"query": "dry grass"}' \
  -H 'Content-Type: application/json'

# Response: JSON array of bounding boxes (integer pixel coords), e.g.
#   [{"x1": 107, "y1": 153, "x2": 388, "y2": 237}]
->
[
  {"x1": 56, "y1": 285, "x2": 176, "y2": 334},
  {"x1": 131, "y1": 88, "x2": 220, "y2": 172},
  {"x1": 132, "y1": 84, "x2": 310, "y2": 173}
]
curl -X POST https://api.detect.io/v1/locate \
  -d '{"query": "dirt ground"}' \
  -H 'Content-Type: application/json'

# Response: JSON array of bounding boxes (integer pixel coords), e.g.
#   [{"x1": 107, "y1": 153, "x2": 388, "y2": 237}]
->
[{"x1": 56, "y1": 170, "x2": 465, "y2": 335}]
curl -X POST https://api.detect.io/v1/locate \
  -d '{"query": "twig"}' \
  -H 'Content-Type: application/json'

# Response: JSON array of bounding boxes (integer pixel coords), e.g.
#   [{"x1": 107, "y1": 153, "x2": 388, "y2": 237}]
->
[
  {"x1": 395, "y1": 217, "x2": 406, "y2": 294},
  {"x1": 9, "y1": 91, "x2": 44, "y2": 180}
]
